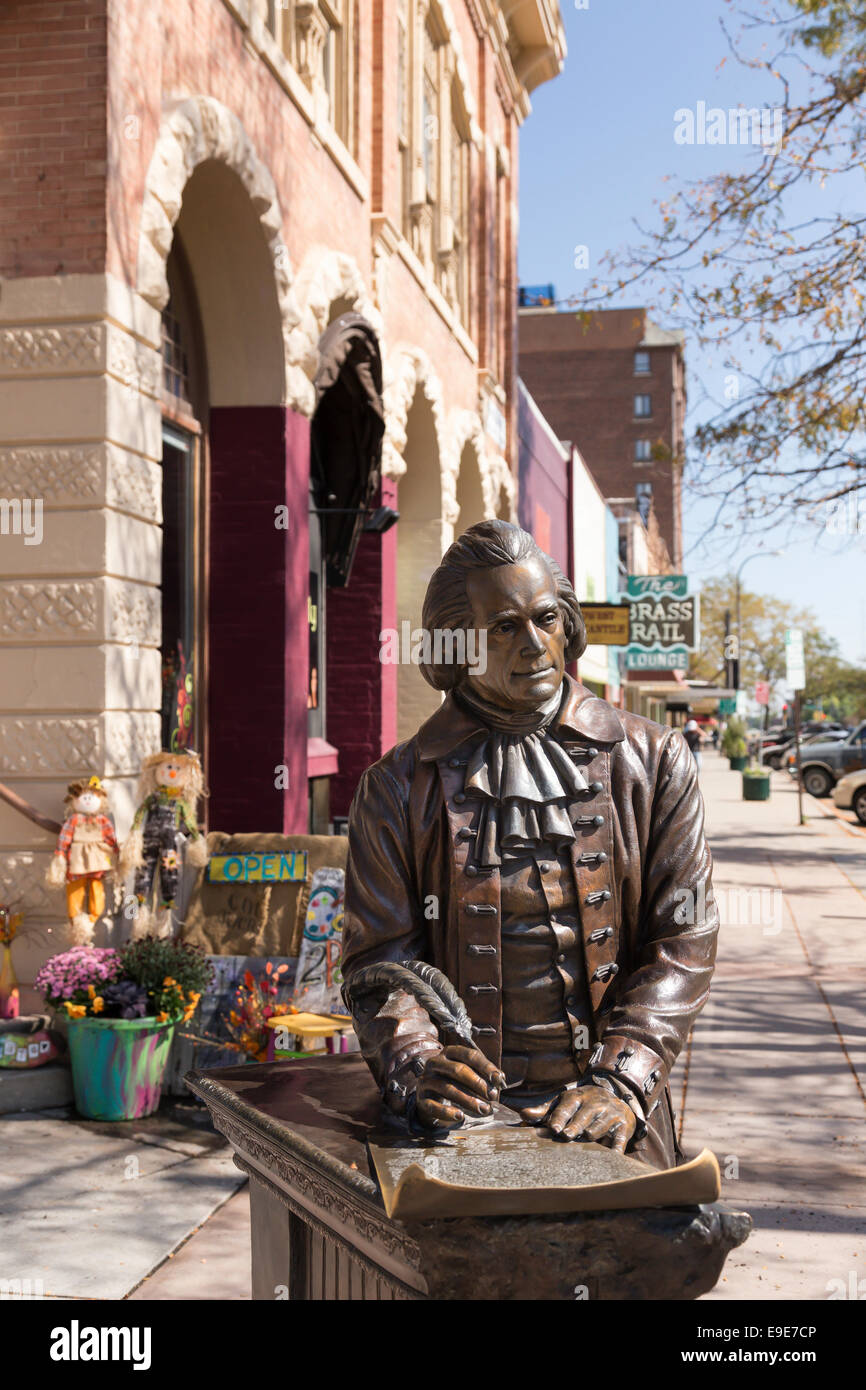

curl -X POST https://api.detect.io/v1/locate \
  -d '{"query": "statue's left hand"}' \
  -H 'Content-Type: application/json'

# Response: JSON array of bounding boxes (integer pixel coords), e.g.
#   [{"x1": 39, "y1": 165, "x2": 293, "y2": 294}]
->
[{"x1": 544, "y1": 1085, "x2": 636, "y2": 1151}]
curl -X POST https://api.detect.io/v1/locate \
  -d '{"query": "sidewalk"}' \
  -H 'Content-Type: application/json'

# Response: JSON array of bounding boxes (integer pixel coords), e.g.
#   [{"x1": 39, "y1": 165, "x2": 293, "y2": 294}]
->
[
  {"x1": 682, "y1": 751, "x2": 866, "y2": 1301},
  {"x1": 0, "y1": 1105, "x2": 247, "y2": 1300},
  {"x1": 3, "y1": 751, "x2": 861, "y2": 1302}
]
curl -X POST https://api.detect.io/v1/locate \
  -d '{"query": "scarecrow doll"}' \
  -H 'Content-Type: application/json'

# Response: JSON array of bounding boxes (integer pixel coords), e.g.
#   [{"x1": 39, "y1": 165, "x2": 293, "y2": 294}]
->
[
  {"x1": 46, "y1": 776, "x2": 119, "y2": 946},
  {"x1": 119, "y1": 749, "x2": 208, "y2": 938}
]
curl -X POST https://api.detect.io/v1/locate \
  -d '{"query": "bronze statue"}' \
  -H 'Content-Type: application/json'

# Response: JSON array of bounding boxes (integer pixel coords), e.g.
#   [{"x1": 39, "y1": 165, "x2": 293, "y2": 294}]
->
[{"x1": 342, "y1": 521, "x2": 718, "y2": 1170}]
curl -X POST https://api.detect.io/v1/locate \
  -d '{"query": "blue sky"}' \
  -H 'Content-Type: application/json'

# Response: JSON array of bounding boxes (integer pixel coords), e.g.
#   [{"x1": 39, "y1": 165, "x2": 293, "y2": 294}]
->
[{"x1": 517, "y1": 0, "x2": 866, "y2": 664}]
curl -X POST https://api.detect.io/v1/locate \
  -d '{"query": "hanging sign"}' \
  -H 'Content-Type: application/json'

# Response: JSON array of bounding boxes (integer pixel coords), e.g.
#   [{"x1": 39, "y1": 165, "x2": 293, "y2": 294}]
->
[
  {"x1": 581, "y1": 603, "x2": 631, "y2": 645},
  {"x1": 623, "y1": 575, "x2": 699, "y2": 670}
]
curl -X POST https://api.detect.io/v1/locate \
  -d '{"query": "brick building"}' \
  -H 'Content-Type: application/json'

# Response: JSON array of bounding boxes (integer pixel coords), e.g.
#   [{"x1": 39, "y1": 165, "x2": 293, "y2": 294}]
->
[
  {"x1": 0, "y1": 2, "x2": 564, "y2": 969},
  {"x1": 518, "y1": 306, "x2": 685, "y2": 568}
]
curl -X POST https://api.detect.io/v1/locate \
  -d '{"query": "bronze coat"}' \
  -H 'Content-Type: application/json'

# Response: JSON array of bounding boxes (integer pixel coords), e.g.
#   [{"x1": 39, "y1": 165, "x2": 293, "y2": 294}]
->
[{"x1": 342, "y1": 676, "x2": 719, "y2": 1169}]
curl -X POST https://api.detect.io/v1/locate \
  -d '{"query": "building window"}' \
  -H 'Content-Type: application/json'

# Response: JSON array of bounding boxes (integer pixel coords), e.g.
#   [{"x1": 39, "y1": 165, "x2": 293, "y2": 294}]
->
[
  {"x1": 634, "y1": 439, "x2": 652, "y2": 463},
  {"x1": 634, "y1": 350, "x2": 651, "y2": 374},
  {"x1": 397, "y1": 0, "x2": 409, "y2": 234},
  {"x1": 635, "y1": 482, "x2": 653, "y2": 525},
  {"x1": 276, "y1": 1, "x2": 355, "y2": 154},
  {"x1": 446, "y1": 99, "x2": 471, "y2": 320},
  {"x1": 161, "y1": 304, "x2": 192, "y2": 411},
  {"x1": 634, "y1": 393, "x2": 652, "y2": 418},
  {"x1": 422, "y1": 20, "x2": 440, "y2": 204}
]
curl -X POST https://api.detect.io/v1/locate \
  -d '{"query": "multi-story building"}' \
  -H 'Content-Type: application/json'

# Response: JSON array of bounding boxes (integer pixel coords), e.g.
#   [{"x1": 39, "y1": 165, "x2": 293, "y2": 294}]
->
[
  {"x1": 0, "y1": 1, "x2": 565, "y2": 982},
  {"x1": 518, "y1": 305, "x2": 685, "y2": 568}
]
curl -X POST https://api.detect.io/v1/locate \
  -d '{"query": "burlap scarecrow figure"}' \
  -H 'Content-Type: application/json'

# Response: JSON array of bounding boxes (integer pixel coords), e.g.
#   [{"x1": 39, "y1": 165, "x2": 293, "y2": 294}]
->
[
  {"x1": 119, "y1": 749, "x2": 208, "y2": 939},
  {"x1": 46, "y1": 776, "x2": 119, "y2": 946}
]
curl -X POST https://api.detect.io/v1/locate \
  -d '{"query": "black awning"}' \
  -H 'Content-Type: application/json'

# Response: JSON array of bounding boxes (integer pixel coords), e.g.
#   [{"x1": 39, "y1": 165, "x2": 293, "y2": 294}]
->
[{"x1": 311, "y1": 313, "x2": 385, "y2": 588}]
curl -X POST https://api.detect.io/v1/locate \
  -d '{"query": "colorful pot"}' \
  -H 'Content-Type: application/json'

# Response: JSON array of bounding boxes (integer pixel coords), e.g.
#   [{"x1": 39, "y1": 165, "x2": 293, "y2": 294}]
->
[
  {"x1": 743, "y1": 772, "x2": 771, "y2": 801},
  {"x1": 66, "y1": 1015, "x2": 176, "y2": 1120},
  {"x1": 729, "y1": 755, "x2": 748, "y2": 772}
]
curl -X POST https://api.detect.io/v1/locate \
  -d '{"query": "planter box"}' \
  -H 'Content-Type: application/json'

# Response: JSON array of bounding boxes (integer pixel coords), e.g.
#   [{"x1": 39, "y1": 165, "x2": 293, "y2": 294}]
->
[
  {"x1": 743, "y1": 772, "x2": 771, "y2": 801},
  {"x1": 729, "y1": 755, "x2": 748, "y2": 771}
]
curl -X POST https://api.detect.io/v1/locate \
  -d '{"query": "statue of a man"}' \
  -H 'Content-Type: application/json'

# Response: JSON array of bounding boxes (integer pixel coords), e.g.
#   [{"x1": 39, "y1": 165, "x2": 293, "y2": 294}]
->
[{"x1": 342, "y1": 521, "x2": 718, "y2": 1169}]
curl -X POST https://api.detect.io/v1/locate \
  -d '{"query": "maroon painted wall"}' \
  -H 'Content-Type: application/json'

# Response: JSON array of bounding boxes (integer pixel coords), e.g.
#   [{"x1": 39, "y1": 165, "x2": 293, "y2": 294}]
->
[
  {"x1": 326, "y1": 478, "x2": 398, "y2": 817},
  {"x1": 207, "y1": 405, "x2": 309, "y2": 833},
  {"x1": 517, "y1": 380, "x2": 571, "y2": 578}
]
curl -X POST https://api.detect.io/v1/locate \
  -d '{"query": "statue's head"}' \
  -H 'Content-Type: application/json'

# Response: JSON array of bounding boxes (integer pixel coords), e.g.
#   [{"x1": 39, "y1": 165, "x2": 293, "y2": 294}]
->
[{"x1": 420, "y1": 520, "x2": 586, "y2": 712}]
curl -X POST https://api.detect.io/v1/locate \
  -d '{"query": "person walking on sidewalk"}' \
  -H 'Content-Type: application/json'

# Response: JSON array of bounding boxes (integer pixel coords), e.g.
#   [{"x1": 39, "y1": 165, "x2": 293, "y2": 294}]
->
[{"x1": 684, "y1": 718, "x2": 704, "y2": 772}]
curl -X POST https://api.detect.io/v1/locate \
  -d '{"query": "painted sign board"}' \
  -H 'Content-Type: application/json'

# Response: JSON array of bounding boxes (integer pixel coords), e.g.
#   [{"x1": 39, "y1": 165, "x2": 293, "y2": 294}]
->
[
  {"x1": 581, "y1": 603, "x2": 631, "y2": 645},
  {"x1": 207, "y1": 851, "x2": 309, "y2": 884},
  {"x1": 621, "y1": 575, "x2": 699, "y2": 670}
]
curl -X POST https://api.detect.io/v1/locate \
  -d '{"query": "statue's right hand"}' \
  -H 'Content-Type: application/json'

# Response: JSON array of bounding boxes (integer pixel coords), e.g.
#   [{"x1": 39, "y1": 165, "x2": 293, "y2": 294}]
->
[{"x1": 415, "y1": 1046, "x2": 506, "y2": 1129}]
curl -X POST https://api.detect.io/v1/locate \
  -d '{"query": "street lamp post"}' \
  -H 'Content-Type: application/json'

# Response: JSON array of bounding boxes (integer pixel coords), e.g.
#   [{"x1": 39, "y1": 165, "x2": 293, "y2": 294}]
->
[{"x1": 734, "y1": 549, "x2": 784, "y2": 694}]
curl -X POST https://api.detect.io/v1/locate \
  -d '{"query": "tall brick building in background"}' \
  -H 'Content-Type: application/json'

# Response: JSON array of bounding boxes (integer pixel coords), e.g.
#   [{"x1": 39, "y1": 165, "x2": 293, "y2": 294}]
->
[
  {"x1": 0, "y1": 1, "x2": 565, "y2": 986},
  {"x1": 518, "y1": 306, "x2": 685, "y2": 569}
]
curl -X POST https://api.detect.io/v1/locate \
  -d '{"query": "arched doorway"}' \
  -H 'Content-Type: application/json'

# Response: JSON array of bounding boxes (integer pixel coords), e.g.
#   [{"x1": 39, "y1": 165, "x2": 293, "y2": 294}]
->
[
  {"x1": 455, "y1": 441, "x2": 487, "y2": 535},
  {"x1": 396, "y1": 388, "x2": 445, "y2": 743},
  {"x1": 159, "y1": 156, "x2": 302, "y2": 831}
]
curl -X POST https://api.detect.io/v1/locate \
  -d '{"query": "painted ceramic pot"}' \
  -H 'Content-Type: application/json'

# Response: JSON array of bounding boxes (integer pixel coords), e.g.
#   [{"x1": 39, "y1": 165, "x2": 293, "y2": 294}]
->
[{"x1": 66, "y1": 1016, "x2": 176, "y2": 1120}]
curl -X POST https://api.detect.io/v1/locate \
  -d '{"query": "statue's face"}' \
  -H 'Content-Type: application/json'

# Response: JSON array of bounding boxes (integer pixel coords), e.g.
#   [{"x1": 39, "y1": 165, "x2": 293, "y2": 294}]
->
[{"x1": 464, "y1": 555, "x2": 567, "y2": 710}]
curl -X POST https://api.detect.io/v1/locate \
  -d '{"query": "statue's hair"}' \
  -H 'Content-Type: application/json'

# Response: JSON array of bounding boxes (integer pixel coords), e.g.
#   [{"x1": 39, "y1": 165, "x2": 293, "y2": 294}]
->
[
  {"x1": 420, "y1": 520, "x2": 587, "y2": 692},
  {"x1": 136, "y1": 749, "x2": 208, "y2": 807}
]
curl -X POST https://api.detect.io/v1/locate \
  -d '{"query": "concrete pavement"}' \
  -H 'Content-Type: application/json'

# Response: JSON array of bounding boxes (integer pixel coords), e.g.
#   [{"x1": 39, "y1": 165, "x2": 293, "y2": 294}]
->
[
  {"x1": 0, "y1": 1105, "x2": 246, "y2": 1300},
  {"x1": 2, "y1": 748, "x2": 861, "y2": 1301},
  {"x1": 682, "y1": 750, "x2": 866, "y2": 1300}
]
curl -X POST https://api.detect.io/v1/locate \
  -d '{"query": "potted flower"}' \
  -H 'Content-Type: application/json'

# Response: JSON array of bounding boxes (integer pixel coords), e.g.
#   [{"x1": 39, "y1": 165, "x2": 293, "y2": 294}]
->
[
  {"x1": 35, "y1": 939, "x2": 213, "y2": 1121},
  {"x1": 742, "y1": 767, "x2": 772, "y2": 801},
  {"x1": 722, "y1": 717, "x2": 749, "y2": 771}
]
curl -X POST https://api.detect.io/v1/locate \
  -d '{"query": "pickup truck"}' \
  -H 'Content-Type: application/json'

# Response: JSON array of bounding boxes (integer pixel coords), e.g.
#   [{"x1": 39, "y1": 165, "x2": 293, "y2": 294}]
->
[{"x1": 788, "y1": 722, "x2": 866, "y2": 798}]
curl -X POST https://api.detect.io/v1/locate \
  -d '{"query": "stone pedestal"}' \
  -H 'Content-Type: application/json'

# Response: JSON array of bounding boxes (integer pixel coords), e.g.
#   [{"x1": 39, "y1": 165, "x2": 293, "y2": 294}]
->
[{"x1": 186, "y1": 1054, "x2": 751, "y2": 1301}]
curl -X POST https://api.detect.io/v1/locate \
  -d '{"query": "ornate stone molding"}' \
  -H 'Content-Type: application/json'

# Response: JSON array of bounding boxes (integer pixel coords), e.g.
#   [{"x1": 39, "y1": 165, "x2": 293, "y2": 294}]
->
[
  {"x1": 0, "y1": 323, "x2": 160, "y2": 398},
  {"x1": 0, "y1": 853, "x2": 62, "y2": 919},
  {"x1": 0, "y1": 578, "x2": 160, "y2": 646},
  {"x1": 290, "y1": 247, "x2": 384, "y2": 384},
  {"x1": 381, "y1": 345, "x2": 447, "y2": 484},
  {"x1": 436, "y1": 0, "x2": 483, "y2": 146},
  {"x1": 106, "y1": 580, "x2": 161, "y2": 646},
  {"x1": 0, "y1": 443, "x2": 161, "y2": 523},
  {"x1": 0, "y1": 581, "x2": 99, "y2": 641},
  {"x1": 0, "y1": 324, "x2": 101, "y2": 373},
  {"x1": 137, "y1": 95, "x2": 313, "y2": 414},
  {"x1": 0, "y1": 712, "x2": 159, "y2": 778}
]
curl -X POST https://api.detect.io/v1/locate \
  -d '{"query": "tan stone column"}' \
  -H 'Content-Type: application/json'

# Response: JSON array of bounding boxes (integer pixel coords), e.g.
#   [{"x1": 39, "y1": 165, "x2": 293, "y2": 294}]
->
[{"x1": 0, "y1": 273, "x2": 163, "y2": 985}]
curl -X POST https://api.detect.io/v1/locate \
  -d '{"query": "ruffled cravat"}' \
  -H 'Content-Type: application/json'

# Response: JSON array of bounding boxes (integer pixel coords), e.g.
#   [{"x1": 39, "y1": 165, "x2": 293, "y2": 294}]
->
[{"x1": 454, "y1": 685, "x2": 589, "y2": 866}]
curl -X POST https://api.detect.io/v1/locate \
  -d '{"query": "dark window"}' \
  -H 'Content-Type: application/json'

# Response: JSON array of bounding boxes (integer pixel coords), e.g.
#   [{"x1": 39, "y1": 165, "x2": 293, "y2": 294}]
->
[
  {"x1": 635, "y1": 482, "x2": 653, "y2": 525},
  {"x1": 160, "y1": 423, "x2": 198, "y2": 752}
]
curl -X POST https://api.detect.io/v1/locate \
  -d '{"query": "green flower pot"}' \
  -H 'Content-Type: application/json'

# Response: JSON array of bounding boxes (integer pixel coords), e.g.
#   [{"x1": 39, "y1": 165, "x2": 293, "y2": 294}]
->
[
  {"x1": 743, "y1": 771, "x2": 771, "y2": 801},
  {"x1": 729, "y1": 755, "x2": 748, "y2": 771},
  {"x1": 66, "y1": 1016, "x2": 176, "y2": 1121}
]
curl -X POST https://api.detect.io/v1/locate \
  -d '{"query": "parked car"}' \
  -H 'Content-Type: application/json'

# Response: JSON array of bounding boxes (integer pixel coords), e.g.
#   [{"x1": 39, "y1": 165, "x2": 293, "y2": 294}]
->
[
  {"x1": 787, "y1": 722, "x2": 866, "y2": 798},
  {"x1": 833, "y1": 769, "x2": 866, "y2": 825}
]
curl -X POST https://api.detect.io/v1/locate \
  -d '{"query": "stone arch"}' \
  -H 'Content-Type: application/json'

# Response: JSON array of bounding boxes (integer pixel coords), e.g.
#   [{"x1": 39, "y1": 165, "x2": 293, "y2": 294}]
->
[
  {"x1": 136, "y1": 94, "x2": 313, "y2": 413},
  {"x1": 443, "y1": 409, "x2": 516, "y2": 543},
  {"x1": 292, "y1": 246, "x2": 384, "y2": 370},
  {"x1": 381, "y1": 345, "x2": 447, "y2": 491}
]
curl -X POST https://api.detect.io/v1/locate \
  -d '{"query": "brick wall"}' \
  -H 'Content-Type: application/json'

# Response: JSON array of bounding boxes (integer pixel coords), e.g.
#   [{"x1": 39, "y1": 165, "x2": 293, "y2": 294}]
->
[
  {"x1": 0, "y1": 1, "x2": 108, "y2": 277},
  {"x1": 520, "y1": 310, "x2": 684, "y2": 567}
]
